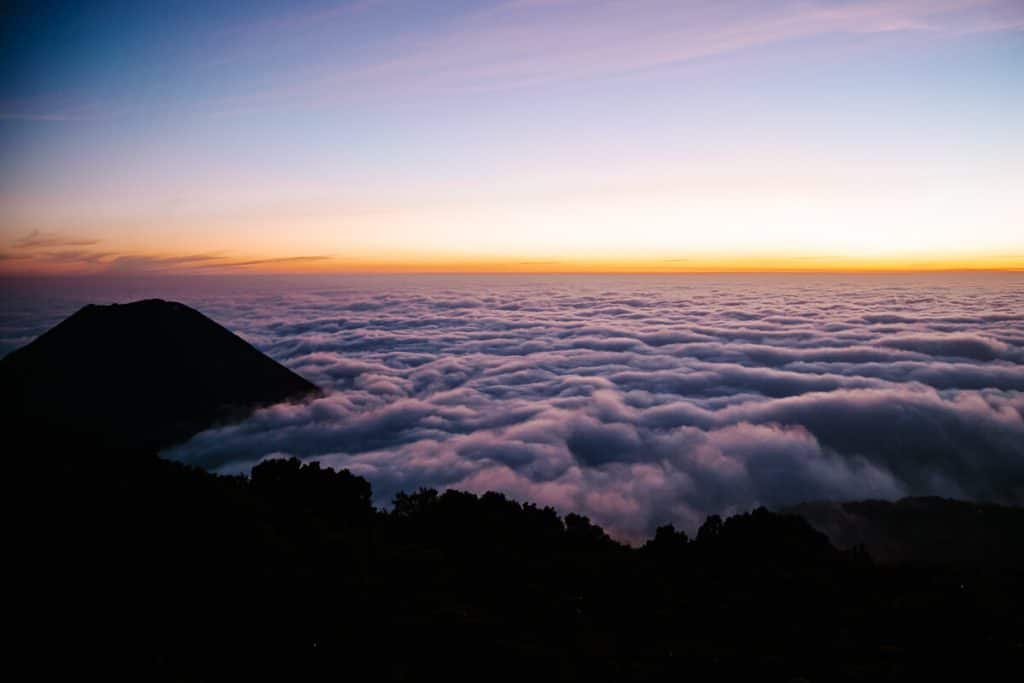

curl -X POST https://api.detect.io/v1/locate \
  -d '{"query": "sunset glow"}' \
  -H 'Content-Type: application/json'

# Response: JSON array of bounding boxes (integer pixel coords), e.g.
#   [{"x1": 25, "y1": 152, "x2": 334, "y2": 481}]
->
[{"x1": 2, "y1": 1, "x2": 1022, "y2": 273}]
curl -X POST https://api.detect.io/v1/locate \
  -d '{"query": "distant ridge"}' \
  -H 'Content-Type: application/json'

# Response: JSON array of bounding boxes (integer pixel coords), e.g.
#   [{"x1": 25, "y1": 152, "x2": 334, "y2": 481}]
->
[
  {"x1": 1, "y1": 299, "x2": 319, "y2": 452},
  {"x1": 786, "y1": 497, "x2": 1024, "y2": 567}
]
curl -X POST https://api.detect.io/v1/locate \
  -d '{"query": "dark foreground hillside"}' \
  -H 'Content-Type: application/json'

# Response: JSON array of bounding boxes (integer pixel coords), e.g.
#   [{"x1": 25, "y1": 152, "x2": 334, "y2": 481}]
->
[
  {"x1": 788, "y1": 498, "x2": 1024, "y2": 568},
  {"x1": 26, "y1": 443, "x2": 1024, "y2": 681}
]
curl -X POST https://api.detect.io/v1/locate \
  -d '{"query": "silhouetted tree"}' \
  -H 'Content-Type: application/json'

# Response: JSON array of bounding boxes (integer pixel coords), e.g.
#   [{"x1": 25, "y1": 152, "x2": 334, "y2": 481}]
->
[
  {"x1": 644, "y1": 524, "x2": 690, "y2": 558},
  {"x1": 27, "y1": 448, "x2": 1024, "y2": 681},
  {"x1": 392, "y1": 487, "x2": 440, "y2": 518},
  {"x1": 564, "y1": 512, "x2": 614, "y2": 548},
  {"x1": 251, "y1": 456, "x2": 372, "y2": 525},
  {"x1": 696, "y1": 514, "x2": 723, "y2": 543}
]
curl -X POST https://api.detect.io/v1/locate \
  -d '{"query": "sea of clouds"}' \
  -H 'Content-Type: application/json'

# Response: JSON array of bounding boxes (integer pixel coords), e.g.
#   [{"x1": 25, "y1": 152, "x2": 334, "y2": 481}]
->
[{"x1": 5, "y1": 273, "x2": 1024, "y2": 541}]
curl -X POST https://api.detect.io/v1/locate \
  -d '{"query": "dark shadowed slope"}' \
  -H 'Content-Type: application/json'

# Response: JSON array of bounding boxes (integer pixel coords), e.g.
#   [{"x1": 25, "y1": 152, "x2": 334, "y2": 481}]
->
[
  {"x1": 1, "y1": 299, "x2": 319, "y2": 452},
  {"x1": 786, "y1": 497, "x2": 1024, "y2": 567}
]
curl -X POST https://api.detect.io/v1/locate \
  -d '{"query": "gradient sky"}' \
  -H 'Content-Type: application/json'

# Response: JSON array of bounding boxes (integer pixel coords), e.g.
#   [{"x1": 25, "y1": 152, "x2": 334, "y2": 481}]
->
[{"x1": 1, "y1": 0, "x2": 1022, "y2": 274}]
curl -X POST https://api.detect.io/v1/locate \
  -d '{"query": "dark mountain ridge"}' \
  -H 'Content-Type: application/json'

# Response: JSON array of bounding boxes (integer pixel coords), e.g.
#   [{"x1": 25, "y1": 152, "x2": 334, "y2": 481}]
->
[{"x1": 1, "y1": 298, "x2": 318, "y2": 452}]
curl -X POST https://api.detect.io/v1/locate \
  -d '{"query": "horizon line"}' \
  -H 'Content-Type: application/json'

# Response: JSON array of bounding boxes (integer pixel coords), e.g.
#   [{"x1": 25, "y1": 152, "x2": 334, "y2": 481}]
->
[{"x1": 2, "y1": 267, "x2": 1023, "y2": 279}]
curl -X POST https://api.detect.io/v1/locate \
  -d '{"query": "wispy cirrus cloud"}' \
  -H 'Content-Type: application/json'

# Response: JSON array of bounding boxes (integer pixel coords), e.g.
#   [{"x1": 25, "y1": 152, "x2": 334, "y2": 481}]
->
[
  {"x1": 3, "y1": 1, "x2": 1020, "y2": 119},
  {"x1": 3, "y1": 1, "x2": 1021, "y2": 124},
  {"x1": 221, "y1": 255, "x2": 333, "y2": 268},
  {"x1": 133, "y1": 0, "x2": 1024, "y2": 118},
  {"x1": 221, "y1": 0, "x2": 1024, "y2": 108},
  {"x1": 95, "y1": 253, "x2": 334, "y2": 274},
  {"x1": 0, "y1": 112, "x2": 93, "y2": 122},
  {"x1": 11, "y1": 231, "x2": 100, "y2": 249},
  {"x1": 101, "y1": 253, "x2": 230, "y2": 273},
  {"x1": 0, "y1": 232, "x2": 333, "y2": 274}
]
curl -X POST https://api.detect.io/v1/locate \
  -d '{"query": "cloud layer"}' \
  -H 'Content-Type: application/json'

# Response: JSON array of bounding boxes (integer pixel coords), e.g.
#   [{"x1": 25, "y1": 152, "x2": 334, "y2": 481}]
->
[{"x1": 7, "y1": 274, "x2": 1023, "y2": 541}]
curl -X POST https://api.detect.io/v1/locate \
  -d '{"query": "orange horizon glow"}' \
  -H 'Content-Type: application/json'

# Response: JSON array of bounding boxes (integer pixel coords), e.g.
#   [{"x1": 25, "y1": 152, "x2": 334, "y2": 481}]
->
[{"x1": 2, "y1": 248, "x2": 1022, "y2": 277}]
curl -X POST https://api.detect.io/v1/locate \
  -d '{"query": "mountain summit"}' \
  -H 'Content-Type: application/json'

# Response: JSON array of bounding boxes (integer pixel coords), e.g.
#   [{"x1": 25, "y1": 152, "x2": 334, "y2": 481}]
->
[{"x1": 2, "y1": 299, "x2": 318, "y2": 452}]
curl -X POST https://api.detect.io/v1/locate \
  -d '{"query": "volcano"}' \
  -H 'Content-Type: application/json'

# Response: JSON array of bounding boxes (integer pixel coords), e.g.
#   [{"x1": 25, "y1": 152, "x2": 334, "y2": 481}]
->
[{"x1": 1, "y1": 299, "x2": 319, "y2": 453}]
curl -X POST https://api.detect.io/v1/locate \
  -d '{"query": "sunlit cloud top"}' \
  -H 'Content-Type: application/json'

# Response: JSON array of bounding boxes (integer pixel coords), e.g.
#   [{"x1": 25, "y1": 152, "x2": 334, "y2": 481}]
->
[{"x1": 1, "y1": 0, "x2": 1022, "y2": 273}]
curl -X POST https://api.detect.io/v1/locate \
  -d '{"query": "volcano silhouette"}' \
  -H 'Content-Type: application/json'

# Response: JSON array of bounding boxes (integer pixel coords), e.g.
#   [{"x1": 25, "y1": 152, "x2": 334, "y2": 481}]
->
[{"x1": 2, "y1": 299, "x2": 319, "y2": 452}]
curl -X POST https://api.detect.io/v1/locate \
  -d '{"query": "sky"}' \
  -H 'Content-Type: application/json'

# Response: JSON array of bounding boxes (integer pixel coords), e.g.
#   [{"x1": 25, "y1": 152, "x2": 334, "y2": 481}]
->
[{"x1": 1, "y1": 0, "x2": 1023, "y2": 274}]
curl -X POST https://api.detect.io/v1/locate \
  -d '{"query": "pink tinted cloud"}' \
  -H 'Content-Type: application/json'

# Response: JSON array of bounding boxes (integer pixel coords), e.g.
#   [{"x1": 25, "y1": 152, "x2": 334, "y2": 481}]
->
[
  {"x1": 287, "y1": 0, "x2": 1024, "y2": 98},
  {"x1": 122, "y1": 274, "x2": 1024, "y2": 541}
]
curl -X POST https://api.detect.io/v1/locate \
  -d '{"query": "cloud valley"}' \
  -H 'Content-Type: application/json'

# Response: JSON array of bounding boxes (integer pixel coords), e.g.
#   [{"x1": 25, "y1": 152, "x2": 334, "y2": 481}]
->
[{"x1": 7, "y1": 274, "x2": 1022, "y2": 541}]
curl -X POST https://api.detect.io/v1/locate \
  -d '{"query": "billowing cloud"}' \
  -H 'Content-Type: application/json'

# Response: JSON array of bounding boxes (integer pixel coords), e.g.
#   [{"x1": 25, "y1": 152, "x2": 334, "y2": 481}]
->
[{"x1": 6, "y1": 274, "x2": 1022, "y2": 541}]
